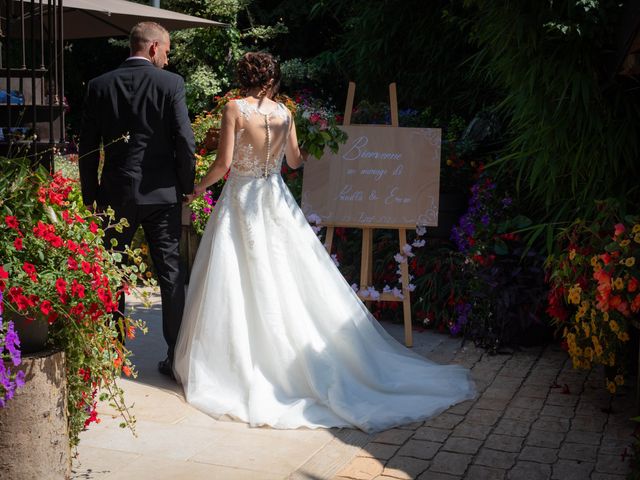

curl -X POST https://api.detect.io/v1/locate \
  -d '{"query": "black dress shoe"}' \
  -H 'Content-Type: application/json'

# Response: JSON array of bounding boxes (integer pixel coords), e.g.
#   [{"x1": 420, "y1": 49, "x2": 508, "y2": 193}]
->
[{"x1": 158, "y1": 357, "x2": 175, "y2": 380}]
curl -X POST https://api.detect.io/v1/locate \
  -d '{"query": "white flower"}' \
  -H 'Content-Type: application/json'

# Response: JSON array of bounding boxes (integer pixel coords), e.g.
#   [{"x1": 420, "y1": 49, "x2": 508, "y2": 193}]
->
[
  {"x1": 331, "y1": 254, "x2": 340, "y2": 267},
  {"x1": 394, "y1": 253, "x2": 406, "y2": 263},
  {"x1": 383, "y1": 285, "x2": 392, "y2": 293},
  {"x1": 351, "y1": 283, "x2": 359, "y2": 292},
  {"x1": 392, "y1": 287, "x2": 404, "y2": 299},
  {"x1": 402, "y1": 244, "x2": 414, "y2": 257},
  {"x1": 416, "y1": 225, "x2": 426, "y2": 236},
  {"x1": 360, "y1": 289, "x2": 370, "y2": 298},
  {"x1": 311, "y1": 225, "x2": 321, "y2": 234},
  {"x1": 367, "y1": 287, "x2": 380, "y2": 300},
  {"x1": 123, "y1": 132, "x2": 130, "y2": 143},
  {"x1": 307, "y1": 213, "x2": 321, "y2": 225},
  {"x1": 408, "y1": 283, "x2": 416, "y2": 292},
  {"x1": 412, "y1": 239, "x2": 426, "y2": 248}
]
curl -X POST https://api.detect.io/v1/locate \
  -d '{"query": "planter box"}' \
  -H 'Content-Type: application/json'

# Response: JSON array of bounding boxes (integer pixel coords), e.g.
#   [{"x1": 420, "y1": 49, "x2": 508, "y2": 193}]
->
[{"x1": 0, "y1": 349, "x2": 71, "y2": 479}]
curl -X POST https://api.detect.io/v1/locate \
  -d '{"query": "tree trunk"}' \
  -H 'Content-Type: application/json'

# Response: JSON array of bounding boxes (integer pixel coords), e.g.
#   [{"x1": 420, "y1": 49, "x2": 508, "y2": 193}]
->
[{"x1": 0, "y1": 349, "x2": 71, "y2": 479}]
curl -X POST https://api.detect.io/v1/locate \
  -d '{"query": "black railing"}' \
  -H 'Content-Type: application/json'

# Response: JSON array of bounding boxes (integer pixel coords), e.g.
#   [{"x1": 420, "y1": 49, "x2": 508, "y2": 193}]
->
[{"x1": 0, "y1": 0, "x2": 65, "y2": 170}]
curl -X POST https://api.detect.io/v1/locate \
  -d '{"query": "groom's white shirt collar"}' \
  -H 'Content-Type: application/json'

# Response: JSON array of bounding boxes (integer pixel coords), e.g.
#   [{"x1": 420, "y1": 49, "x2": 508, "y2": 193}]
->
[{"x1": 126, "y1": 56, "x2": 151, "y2": 62}]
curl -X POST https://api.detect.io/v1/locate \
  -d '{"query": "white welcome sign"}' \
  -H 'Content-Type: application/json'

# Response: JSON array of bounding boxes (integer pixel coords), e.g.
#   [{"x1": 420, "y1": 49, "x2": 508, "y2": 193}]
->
[{"x1": 302, "y1": 124, "x2": 441, "y2": 227}]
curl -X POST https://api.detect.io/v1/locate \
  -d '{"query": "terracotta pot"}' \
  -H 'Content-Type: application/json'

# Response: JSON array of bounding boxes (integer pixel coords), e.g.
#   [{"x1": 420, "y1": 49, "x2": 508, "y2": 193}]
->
[{"x1": 204, "y1": 127, "x2": 220, "y2": 151}]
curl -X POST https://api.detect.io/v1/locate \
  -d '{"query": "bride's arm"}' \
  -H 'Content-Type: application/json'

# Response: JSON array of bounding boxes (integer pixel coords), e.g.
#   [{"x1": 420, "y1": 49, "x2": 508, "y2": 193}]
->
[
  {"x1": 285, "y1": 113, "x2": 309, "y2": 169},
  {"x1": 193, "y1": 102, "x2": 238, "y2": 196}
]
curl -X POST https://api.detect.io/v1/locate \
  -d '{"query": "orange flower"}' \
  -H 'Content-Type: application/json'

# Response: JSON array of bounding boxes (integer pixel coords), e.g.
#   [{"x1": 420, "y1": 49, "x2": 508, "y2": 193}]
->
[{"x1": 122, "y1": 366, "x2": 132, "y2": 377}]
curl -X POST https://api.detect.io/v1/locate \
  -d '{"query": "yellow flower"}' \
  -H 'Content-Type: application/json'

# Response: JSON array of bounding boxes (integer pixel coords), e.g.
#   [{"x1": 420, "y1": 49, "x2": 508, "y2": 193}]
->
[
  {"x1": 618, "y1": 332, "x2": 630, "y2": 342},
  {"x1": 607, "y1": 380, "x2": 617, "y2": 394},
  {"x1": 625, "y1": 257, "x2": 636, "y2": 267},
  {"x1": 635, "y1": 233, "x2": 640, "y2": 244},
  {"x1": 145, "y1": 271, "x2": 153, "y2": 278},
  {"x1": 633, "y1": 224, "x2": 640, "y2": 234},
  {"x1": 613, "y1": 277, "x2": 624, "y2": 290},
  {"x1": 603, "y1": 312, "x2": 609, "y2": 322},
  {"x1": 568, "y1": 284, "x2": 582, "y2": 305},
  {"x1": 621, "y1": 239, "x2": 631, "y2": 247},
  {"x1": 591, "y1": 255, "x2": 599, "y2": 267},
  {"x1": 582, "y1": 322, "x2": 590, "y2": 337},
  {"x1": 609, "y1": 353, "x2": 616, "y2": 366},
  {"x1": 569, "y1": 249, "x2": 576, "y2": 260},
  {"x1": 584, "y1": 347, "x2": 594, "y2": 360},
  {"x1": 615, "y1": 374, "x2": 624, "y2": 386},
  {"x1": 610, "y1": 320, "x2": 620, "y2": 333}
]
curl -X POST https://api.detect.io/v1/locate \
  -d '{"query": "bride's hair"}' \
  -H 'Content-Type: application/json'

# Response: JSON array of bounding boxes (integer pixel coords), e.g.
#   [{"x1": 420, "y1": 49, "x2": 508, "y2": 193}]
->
[{"x1": 236, "y1": 52, "x2": 281, "y2": 98}]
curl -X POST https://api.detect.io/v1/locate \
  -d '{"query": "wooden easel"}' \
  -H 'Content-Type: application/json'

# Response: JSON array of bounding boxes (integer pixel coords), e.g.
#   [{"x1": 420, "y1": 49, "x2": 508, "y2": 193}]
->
[{"x1": 323, "y1": 82, "x2": 414, "y2": 347}]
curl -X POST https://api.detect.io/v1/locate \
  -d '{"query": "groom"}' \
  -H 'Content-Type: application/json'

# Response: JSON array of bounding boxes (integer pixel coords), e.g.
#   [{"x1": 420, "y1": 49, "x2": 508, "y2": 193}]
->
[{"x1": 79, "y1": 21, "x2": 195, "y2": 379}]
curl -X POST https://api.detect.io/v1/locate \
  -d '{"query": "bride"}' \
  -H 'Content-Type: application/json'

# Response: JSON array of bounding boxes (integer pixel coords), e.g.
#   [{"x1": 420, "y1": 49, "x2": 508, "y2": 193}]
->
[{"x1": 173, "y1": 52, "x2": 475, "y2": 432}]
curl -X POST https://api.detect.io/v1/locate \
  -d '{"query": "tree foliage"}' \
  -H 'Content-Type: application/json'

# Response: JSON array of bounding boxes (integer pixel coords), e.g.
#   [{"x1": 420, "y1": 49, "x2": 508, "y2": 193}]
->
[{"x1": 463, "y1": 0, "x2": 640, "y2": 251}]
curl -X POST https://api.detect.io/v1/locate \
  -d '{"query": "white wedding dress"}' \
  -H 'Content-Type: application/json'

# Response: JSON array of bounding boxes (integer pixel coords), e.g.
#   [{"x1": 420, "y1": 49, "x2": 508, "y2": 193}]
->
[{"x1": 173, "y1": 99, "x2": 475, "y2": 432}]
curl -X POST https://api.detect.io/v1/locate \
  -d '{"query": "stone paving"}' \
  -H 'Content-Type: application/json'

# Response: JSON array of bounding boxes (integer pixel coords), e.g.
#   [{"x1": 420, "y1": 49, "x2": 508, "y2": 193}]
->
[
  {"x1": 334, "y1": 344, "x2": 637, "y2": 480},
  {"x1": 71, "y1": 289, "x2": 638, "y2": 479}
]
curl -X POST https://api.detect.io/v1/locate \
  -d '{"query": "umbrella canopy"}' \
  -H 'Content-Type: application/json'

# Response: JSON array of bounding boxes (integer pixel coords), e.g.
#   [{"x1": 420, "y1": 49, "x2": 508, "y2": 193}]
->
[{"x1": 10, "y1": 0, "x2": 226, "y2": 39}]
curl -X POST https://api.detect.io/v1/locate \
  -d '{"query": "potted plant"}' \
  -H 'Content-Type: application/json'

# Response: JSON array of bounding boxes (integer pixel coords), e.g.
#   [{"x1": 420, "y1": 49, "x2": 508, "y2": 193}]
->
[{"x1": 0, "y1": 156, "x2": 150, "y2": 475}]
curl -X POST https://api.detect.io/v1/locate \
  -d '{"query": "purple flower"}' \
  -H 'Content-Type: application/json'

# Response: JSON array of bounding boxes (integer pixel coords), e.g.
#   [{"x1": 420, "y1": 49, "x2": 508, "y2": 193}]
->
[
  {"x1": 190, "y1": 213, "x2": 197, "y2": 222},
  {"x1": 203, "y1": 207, "x2": 211, "y2": 214},
  {"x1": 481, "y1": 214, "x2": 490, "y2": 226},
  {"x1": 14, "y1": 370, "x2": 25, "y2": 388},
  {"x1": 5, "y1": 322, "x2": 21, "y2": 366},
  {"x1": 502, "y1": 197, "x2": 512, "y2": 207}
]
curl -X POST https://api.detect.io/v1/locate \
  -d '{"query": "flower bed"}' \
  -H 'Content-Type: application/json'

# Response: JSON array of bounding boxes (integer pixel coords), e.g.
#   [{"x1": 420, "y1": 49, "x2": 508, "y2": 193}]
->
[{"x1": 546, "y1": 203, "x2": 640, "y2": 393}]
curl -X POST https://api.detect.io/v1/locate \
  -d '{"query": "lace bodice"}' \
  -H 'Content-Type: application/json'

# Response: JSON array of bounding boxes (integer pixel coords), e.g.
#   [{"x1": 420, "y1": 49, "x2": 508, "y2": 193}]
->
[{"x1": 230, "y1": 99, "x2": 291, "y2": 178}]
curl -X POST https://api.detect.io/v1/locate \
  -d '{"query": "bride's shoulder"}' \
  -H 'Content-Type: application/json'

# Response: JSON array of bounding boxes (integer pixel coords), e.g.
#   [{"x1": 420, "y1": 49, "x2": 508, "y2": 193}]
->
[{"x1": 222, "y1": 99, "x2": 244, "y2": 116}]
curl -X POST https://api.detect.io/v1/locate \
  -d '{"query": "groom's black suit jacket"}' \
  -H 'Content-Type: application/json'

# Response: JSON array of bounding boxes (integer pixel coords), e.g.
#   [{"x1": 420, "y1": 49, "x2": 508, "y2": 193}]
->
[{"x1": 79, "y1": 59, "x2": 195, "y2": 207}]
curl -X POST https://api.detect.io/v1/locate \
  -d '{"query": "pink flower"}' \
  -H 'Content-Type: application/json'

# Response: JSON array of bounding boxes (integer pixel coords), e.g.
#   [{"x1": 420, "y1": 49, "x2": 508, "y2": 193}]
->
[{"x1": 614, "y1": 223, "x2": 626, "y2": 237}]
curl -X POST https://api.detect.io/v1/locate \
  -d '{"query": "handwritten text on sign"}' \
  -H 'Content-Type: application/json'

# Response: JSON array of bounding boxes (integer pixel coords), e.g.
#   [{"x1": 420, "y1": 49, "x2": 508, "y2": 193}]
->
[{"x1": 301, "y1": 125, "x2": 441, "y2": 227}]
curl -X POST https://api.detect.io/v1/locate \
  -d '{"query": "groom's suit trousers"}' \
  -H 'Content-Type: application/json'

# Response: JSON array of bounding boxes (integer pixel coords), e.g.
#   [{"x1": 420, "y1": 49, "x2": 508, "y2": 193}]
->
[{"x1": 105, "y1": 203, "x2": 185, "y2": 361}]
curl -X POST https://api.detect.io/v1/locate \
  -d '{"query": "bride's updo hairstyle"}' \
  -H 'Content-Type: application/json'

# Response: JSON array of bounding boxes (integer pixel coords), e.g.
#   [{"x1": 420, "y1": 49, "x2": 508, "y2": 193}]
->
[{"x1": 236, "y1": 52, "x2": 281, "y2": 98}]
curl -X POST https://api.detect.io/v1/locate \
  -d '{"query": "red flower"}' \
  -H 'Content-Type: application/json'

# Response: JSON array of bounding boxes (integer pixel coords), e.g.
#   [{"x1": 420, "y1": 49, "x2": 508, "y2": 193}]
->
[
  {"x1": 47, "y1": 311, "x2": 58, "y2": 324},
  {"x1": 81, "y1": 261, "x2": 92, "y2": 275},
  {"x1": 13, "y1": 237, "x2": 23, "y2": 250},
  {"x1": 71, "y1": 279, "x2": 86, "y2": 299},
  {"x1": 614, "y1": 223, "x2": 626, "y2": 237},
  {"x1": 89, "y1": 222, "x2": 99, "y2": 234},
  {"x1": 628, "y1": 277, "x2": 639, "y2": 293},
  {"x1": 5, "y1": 215, "x2": 19, "y2": 229},
  {"x1": 55, "y1": 278, "x2": 67, "y2": 295},
  {"x1": 22, "y1": 262, "x2": 37, "y2": 282},
  {"x1": 49, "y1": 235, "x2": 64, "y2": 248},
  {"x1": 0, "y1": 266, "x2": 7, "y2": 292},
  {"x1": 40, "y1": 300, "x2": 53, "y2": 315},
  {"x1": 68, "y1": 257, "x2": 79, "y2": 270}
]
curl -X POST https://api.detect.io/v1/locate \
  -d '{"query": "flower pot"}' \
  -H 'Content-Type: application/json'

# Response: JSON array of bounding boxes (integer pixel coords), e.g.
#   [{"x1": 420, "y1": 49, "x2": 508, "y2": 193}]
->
[
  {"x1": 0, "y1": 349, "x2": 71, "y2": 478},
  {"x1": 5, "y1": 310, "x2": 49, "y2": 354},
  {"x1": 204, "y1": 127, "x2": 220, "y2": 151},
  {"x1": 426, "y1": 191, "x2": 469, "y2": 240}
]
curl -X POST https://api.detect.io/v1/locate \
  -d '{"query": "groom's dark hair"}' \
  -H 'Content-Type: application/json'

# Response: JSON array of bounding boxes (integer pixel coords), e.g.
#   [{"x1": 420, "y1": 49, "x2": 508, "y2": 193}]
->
[{"x1": 129, "y1": 22, "x2": 169, "y2": 54}]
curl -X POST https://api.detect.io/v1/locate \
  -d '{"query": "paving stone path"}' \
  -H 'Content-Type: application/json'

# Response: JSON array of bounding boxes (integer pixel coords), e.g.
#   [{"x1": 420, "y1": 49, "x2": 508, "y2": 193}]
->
[{"x1": 334, "y1": 344, "x2": 636, "y2": 480}]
